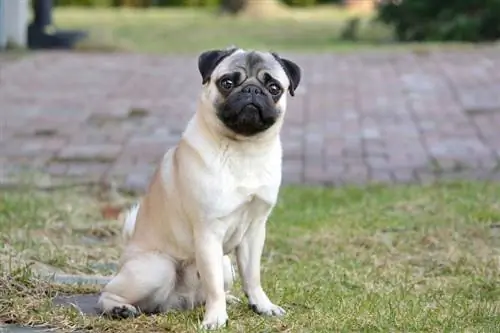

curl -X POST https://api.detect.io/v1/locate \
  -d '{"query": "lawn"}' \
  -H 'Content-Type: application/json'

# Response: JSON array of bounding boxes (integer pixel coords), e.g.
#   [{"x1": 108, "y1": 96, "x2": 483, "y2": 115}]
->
[
  {"x1": 51, "y1": 6, "x2": 395, "y2": 54},
  {"x1": 1, "y1": 181, "x2": 500, "y2": 332}
]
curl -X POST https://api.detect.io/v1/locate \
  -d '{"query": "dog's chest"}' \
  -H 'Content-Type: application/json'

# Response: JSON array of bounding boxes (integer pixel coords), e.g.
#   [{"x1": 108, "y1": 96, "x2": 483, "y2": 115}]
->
[
  {"x1": 207, "y1": 148, "x2": 281, "y2": 253},
  {"x1": 220, "y1": 190, "x2": 273, "y2": 254}
]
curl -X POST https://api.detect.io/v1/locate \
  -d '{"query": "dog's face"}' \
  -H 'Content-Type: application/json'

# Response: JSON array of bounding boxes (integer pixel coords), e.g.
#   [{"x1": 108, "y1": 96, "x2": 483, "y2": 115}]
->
[{"x1": 197, "y1": 48, "x2": 301, "y2": 138}]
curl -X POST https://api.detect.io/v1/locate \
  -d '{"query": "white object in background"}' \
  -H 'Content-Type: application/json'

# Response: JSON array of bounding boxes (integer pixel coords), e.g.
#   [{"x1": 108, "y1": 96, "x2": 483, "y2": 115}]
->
[
  {"x1": 0, "y1": 0, "x2": 6, "y2": 49},
  {"x1": 2, "y1": 0, "x2": 29, "y2": 48}
]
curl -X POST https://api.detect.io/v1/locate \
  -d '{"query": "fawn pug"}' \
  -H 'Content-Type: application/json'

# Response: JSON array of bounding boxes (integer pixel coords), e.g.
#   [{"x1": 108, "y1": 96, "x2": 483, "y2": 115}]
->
[{"x1": 97, "y1": 47, "x2": 301, "y2": 330}]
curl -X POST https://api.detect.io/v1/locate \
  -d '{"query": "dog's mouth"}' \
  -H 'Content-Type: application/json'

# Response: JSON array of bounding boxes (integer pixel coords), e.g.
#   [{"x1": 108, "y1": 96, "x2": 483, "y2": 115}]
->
[
  {"x1": 218, "y1": 102, "x2": 277, "y2": 137},
  {"x1": 242, "y1": 103, "x2": 264, "y2": 119}
]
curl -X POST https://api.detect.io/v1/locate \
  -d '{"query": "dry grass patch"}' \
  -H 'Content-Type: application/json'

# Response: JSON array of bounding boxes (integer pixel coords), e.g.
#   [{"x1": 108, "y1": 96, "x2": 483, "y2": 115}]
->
[{"x1": 0, "y1": 188, "x2": 126, "y2": 276}]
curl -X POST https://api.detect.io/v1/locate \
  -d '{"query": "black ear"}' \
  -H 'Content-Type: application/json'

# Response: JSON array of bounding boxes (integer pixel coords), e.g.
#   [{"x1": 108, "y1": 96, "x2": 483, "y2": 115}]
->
[
  {"x1": 272, "y1": 53, "x2": 301, "y2": 97},
  {"x1": 198, "y1": 48, "x2": 237, "y2": 85}
]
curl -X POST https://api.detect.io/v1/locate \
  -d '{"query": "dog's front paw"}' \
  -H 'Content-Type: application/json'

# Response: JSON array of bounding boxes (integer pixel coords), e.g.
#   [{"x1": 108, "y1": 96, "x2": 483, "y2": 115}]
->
[
  {"x1": 250, "y1": 302, "x2": 286, "y2": 317},
  {"x1": 200, "y1": 310, "x2": 228, "y2": 330},
  {"x1": 106, "y1": 304, "x2": 139, "y2": 319}
]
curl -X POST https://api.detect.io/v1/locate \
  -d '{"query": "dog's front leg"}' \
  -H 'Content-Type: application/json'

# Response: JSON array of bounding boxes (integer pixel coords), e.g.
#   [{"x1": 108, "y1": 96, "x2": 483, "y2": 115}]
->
[
  {"x1": 195, "y1": 228, "x2": 228, "y2": 330},
  {"x1": 236, "y1": 218, "x2": 285, "y2": 317}
]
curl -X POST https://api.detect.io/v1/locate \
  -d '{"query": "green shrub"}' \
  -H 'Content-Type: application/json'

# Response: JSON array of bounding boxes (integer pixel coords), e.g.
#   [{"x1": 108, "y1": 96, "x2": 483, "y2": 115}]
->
[
  {"x1": 184, "y1": 0, "x2": 221, "y2": 7},
  {"x1": 377, "y1": 0, "x2": 500, "y2": 42},
  {"x1": 54, "y1": 0, "x2": 343, "y2": 7},
  {"x1": 154, "y1": 0, "x2": 220, "y2": 7},
  {"x1": 54, "y1": 0, "x2": 220, "y2": 7},
  {"x1": 281, "y1": 0, "x2": 316, "y2": 6},
  {"x1": 54, "y1": 0, "x2": 115, "y2": 6}
]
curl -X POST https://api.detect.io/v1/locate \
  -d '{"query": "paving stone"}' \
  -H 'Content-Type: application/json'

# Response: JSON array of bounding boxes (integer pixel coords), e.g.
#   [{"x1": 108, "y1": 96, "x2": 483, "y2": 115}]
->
[
  {"x1": 479, "y1": 157, "x2": 500, "y2": 170},
  {"x1": 342, "y1": 165, "x2": 369, "y2": 184},
  {"x1": 303, "y1": 164, "x2": 328, "y2": 185},
  {"x1": 369, "y1": 170, "x2": 393, "y2": 184},
  {"x1": 364, "y1": 140, "x2": 386, "y2": 157},
  {"x1": 43, "y1": 273, "x2": 111, "y2": 286},
  {"x1": 116, "y1": 166, "x2": 156, "y2": 194},
  {"x1": 0, "y1": 138, "x2": 64, "y2": 157},
  {"x1": 0, "y1": 325, "x2": 54, "y2": 333},
  {"x1": 366, "y1": 156, "x2": 390, "y2": 169},
  {"x1": 392, "y1": 169, "x2": 416, "y2": 183},
  {"x1": 1, "y1": 49, "x2": 500, "y2": 189},
  {"x1": 45, "y1": 162, "x2": 69, "y2": 176},
  {"x1": 282, "y1": 159, "x2": 303, "y2": 184},
  {"x1": 65, "y1": 162, "x2": 109, "y2": 181},
  {"x1": 361, "y1": 128, "x2": 381, "y2": 139},
  {"x1": 52, "y1": 294, "x2": 101, "y2": 316},
  {"x1": 57, "y1": 144, "x2": 122, "y2": 162},
  {"x1": 440, "y1": 170, "x2": 487, "y2": 181}
]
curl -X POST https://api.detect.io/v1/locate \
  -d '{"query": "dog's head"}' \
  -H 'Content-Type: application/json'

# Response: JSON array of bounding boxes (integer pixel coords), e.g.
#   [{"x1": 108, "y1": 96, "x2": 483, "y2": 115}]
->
[{"x1": 197, "y1": 47, "x2": 301, "y2": 138}]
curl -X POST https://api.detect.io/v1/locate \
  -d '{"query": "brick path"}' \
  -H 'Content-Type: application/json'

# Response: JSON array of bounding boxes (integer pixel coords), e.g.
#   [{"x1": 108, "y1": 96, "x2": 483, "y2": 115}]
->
[{"x1": 1, "y1": 48, "x2": 500, "y2": 192}]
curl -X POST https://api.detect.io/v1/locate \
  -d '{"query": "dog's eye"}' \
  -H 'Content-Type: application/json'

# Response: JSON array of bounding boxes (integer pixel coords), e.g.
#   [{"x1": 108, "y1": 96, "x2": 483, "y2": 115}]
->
[
  {"x1": 220, "y1": 79, "x2": 234, "y2": 90},
  {"x1": 268, "y1": 83, "x2": 281, "y2": 96}
]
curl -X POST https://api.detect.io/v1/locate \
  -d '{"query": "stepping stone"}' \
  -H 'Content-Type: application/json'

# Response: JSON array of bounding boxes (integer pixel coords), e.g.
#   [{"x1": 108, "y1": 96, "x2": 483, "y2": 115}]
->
[
  {"x1": 0, "y1": 325, "x2": 53, "y2": 332},
  {"x1": 40, "y1": 273, "x2": 111, "y2": 286},
  {"x1": 52, "y1": 294, "x2": 101, "y2": 316},
  {"x1": 0, "y1": 296, "x2": 102, "y2": 333}
]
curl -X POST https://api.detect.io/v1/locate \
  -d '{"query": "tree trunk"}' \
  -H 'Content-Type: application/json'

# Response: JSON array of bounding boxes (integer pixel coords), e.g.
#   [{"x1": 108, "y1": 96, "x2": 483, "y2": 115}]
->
[{"x1": 219, "y1": 0, "x2": 248, "y2": 15}]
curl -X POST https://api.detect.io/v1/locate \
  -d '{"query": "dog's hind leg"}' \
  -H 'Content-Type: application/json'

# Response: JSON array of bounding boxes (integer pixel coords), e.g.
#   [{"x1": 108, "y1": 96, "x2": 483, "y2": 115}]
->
[
  {"x1": 161, "y1": 255, "x2": 239, "y2": 312},
  {"x1": 97, "y1": 252, "x2": 176, "y2": 318},
  {"x1": 222, "y1": 255, "x2": 241, "y2": 304}
]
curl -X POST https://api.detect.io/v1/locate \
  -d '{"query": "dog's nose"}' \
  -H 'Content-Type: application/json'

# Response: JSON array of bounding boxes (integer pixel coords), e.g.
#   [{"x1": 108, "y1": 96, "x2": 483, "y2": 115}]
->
[{"x1": 242, "y1": 85, "x2": 263, "y2": 95}]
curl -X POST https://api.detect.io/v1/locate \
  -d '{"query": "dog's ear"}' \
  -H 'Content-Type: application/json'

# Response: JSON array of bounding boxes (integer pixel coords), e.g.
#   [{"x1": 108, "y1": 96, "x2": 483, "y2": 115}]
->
[
  {"x1": 272, "y1": 52, "x2": 301, "y2": 97},
  {"x1": 198, "y1": 48, "x2": 237, "y2": 85}
]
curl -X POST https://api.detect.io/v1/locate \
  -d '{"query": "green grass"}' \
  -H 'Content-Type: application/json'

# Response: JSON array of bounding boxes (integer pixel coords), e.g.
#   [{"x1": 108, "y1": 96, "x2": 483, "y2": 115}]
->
[
  {"x1": 1, "y1": 181, "x2": 500, "y2": 332},
  {"x1": 51, "y1": 6, "x2": 397, "y2": 54}
]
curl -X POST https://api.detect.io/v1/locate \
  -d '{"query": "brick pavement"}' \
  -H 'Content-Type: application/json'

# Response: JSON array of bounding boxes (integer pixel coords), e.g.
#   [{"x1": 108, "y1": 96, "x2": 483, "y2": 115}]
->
[{"x1": 1, "y1": 48, "x2": 500, "y2": 193}]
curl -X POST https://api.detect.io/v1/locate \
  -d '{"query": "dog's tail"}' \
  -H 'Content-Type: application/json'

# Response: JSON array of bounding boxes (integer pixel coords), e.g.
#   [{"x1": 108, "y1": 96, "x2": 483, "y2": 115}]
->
[{"x1": 121, "y1": 203, "x2": 140, "y2": 242}]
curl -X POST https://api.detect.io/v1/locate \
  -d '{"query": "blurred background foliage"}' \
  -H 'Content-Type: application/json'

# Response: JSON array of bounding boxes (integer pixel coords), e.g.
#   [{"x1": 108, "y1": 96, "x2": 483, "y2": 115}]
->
[
  {"x1": 53, "y1": 0, "x2": 343, "y2": 7},
  {"x1": 52, "y1": 0, "x2": 500, "y2": 43},
  {"x1": 377, "y1": 0, "x2": 500, "y2": 42}
]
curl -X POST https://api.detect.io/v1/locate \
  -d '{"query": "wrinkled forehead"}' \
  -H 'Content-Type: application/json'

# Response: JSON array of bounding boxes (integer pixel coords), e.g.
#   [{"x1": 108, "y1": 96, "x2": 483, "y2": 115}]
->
[{"x1": 215, "y1": 50, "x2": 288, "y2": 85}]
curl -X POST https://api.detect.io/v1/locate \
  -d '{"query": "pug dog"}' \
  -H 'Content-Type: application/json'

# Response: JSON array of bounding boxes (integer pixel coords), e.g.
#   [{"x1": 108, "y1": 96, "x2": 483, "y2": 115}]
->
[{"x1": 97, "y1": 47, "x2": 301, "y2": 330}]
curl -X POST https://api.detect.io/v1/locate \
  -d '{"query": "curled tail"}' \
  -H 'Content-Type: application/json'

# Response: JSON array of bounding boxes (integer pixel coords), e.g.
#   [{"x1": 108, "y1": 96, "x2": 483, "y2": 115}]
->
[{"x1": 121, "y1": 203, "x2": 140, "y2": 242}]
